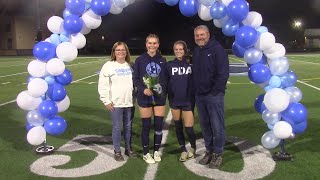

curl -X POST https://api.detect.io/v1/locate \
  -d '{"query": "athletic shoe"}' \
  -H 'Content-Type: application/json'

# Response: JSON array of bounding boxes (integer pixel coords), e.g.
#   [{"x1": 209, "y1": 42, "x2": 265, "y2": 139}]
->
[
  {"x1": 125, "y1": 149, "x2": 138, "y2": 158},
  {"x1": 187, "y1": 148, "x2": 195, "y2": 159},
  {"x1": 199, "y1": 151, "x2": 212, "y2": 165},
  {"x1": 114, "y1": 151, "x2": 124, "y2": 161},
  {"x1": 153, "y1": 151, "x2": 162, "y2": 162},
  {"x1": 143, "y1": 153, "x2": 156, "y2": 164},
  {"x1": 179, "y1": 151, "x2": 188, "y2": 162},
  {"x1": 208, "y1": 153, "x2": 223, "y2": 169}
]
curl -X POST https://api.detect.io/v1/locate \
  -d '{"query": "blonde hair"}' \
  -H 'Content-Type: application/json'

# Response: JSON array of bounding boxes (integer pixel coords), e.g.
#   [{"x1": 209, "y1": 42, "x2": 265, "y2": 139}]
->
[
  {"x1": 110, "y1": 41, "x2": 131, "y2": 64},
  {"x1": 146, "y1": 34, "x2": 160, "y2": 44},
  {"x1": 173, "y1": 40, "x2": 191, "y2": 64}
]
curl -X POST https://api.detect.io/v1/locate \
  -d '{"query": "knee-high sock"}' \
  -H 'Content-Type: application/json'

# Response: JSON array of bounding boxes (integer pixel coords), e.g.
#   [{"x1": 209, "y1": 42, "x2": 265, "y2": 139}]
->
[
  {"x1": 185, "y1": 127, "x2": 196, "y2": 150},
  {"x1": 141, "y1": 118, "x2": 151, "y2": 155},
  {"x1": 174, "y1": 120, "x2": 186, "y2": 152},
  {"x1": 154, "y1": 116, "x2": 163, "y2": 151}
]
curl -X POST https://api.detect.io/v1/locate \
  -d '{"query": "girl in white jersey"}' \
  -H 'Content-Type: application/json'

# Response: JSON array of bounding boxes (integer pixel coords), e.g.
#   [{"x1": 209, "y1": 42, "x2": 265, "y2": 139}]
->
[{"x1": 98, "y1": 41, "x2": 137, "y2": 161}]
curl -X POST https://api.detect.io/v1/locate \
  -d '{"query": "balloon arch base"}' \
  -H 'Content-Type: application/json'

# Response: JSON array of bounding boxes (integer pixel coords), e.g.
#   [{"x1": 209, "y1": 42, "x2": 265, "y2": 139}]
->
[
  {"x1": 272, "y1": 140, "x2": 293, "y2": 161},
  {"x1": 35, "y1": 142, "x2": 55, "y2": 155}
]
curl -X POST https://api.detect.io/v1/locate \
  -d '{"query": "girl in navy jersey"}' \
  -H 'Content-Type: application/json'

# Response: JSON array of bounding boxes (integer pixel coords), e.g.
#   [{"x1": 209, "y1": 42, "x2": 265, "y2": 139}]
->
[
  {"x1": 133, "y1": 34, "x2": 167, "y2": 164},
  {"x1": 167, "y1": 40, "x2": 196, "y2": 162}
]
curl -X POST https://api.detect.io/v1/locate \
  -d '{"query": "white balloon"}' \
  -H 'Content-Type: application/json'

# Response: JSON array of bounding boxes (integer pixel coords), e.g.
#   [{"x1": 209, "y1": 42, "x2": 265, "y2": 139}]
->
[
  {"x1": 254, "y1": 32, "x2": 276, "y2": 52},
  {"x1": 16, "y1": 91, "x2": 42, "y2": 111},
  {"x1": 269, "y1": 57, "x2": 289, "y2": 76},
  {"x1": 81, "y1": 9, "x2": 102, "y2": 29},
  {"x1": 85, "y1": 0, "x2": 92, "y2": 2},
  {"x1": 110, "y1": 2, "x2": 123, "y2": 15},
  {"x1": 46, "y1": 58, "x2": 65, "y2": 76},
  {"x1": 220, "y1": 0, "x2": 232, "y2": 6},
  {"x1": 27, "y1": 60, "x2": 47, "y2": 78},
  {"x1": 264, "y1": 43, "x2": 286, "y2": 59},
  {"x1": 264, "y1": 88, "x2": 290, "y2": 113},
  {"x1": 70, "y1": 33, "x2": 87, "y2": 49},
  {"x1": 285, "y1": 86, "x2": 303, "y2": 103},
  {"x1": 114, "y1": 0, "x2": 129, "y2": 9},
  {"x1": 80, "y1": 22, "x2": 91, "y2": 35},
  {"x1": 261, "y1": 131, "x2": 280, "y2": 149},
  {"x1": 56, "y1": 95, "x2": 70, "y2": 112},
  {"x1": 47, "y1": 16, "x2": 64, "y2": 34},
  {"x1": 198, "y1": 4, "x2": 213, "y2": 21},
  {"x1": 262, "y1": 109, "x2": 281, "y2": 125},
  {"x1": 128, "y1": 0, "x2": 135, "y2": 4},
  {"x1": 56, "y1": 42, "x2": 78, "y2": 62},
  {"x1": 242, "y1": 11, "x2": 262, "y2": 28},
  {"x1": 213, "y1": 15, "x2": 228, "y2": 28},
  {"x1": 273, "y1": 121, "x2": 293, "y2": 139},
  {"x1": 27, "y1": 126, "x2": 46, "y2": 146},
  {"x1": 199, "y1": 0, "x2": 215, "y2": 6},
  {"x1": 26, "y1": 110, "x2": 46, "y2": 126},
  {"x1": 27, "y1": 78, "x2": 48, "y2": 98}
]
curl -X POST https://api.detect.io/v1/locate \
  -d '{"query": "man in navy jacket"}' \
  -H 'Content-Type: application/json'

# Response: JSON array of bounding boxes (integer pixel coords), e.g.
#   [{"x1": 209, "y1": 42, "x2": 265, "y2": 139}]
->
[{"x1": 192, "y1": 25, "x2": 229, "y2": 169}]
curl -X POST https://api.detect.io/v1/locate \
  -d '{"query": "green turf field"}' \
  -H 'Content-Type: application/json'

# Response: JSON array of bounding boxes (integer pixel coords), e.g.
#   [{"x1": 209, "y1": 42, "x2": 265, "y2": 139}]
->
[{"x1": 0, "y1": 54, "x2": 319, "y2": 179}]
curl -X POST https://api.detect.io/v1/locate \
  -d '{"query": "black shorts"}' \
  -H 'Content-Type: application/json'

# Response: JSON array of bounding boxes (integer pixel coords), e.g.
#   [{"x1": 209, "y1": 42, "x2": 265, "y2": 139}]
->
[{"x1": 170, "y1": 105, "x2": 193, "y2": 111}]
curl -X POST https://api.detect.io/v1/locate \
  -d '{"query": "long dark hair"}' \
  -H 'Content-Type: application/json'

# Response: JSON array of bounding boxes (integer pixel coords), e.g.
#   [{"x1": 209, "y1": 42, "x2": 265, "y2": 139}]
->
[{"x1": 173, "y1": 40, "x2": 191, "y2": 64}]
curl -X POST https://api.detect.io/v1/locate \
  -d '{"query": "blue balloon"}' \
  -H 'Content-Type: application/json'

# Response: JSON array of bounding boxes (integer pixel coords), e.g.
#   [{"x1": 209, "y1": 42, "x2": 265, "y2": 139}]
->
[
  {"x1": 44, "y1": 116, "x2": 67, "y2": 136},
  {"x1": 279, "y1": 70, "x2": 297, "y2": 88},
  {"x1": 91, "y1": 0, "x2": 111, "y2": 16},
  {"x1": 292, "y1": 120, "x2": 307, "y2": 134},
  {"x1": 222, "y1": 19, "x2": 239, "y2": 36},
  {"x1": 55, "y1": 69, "x2": 73, "y2": 85},
  {"x1": 282, "y1": 103, "x2": 308, "y2": 124},
  {"x1": 26, "y1": 121, "x2": 35, "y2": 132},
  {"x1": 63, "y1": 8, "x2": 72, "y2": 18},
  {"x1": 164, "y1": 0, "x2": 179, "y2": 6},
  {"x1": 235, "y1": 25, "x2": 258, "y2": 48},
  {"x1": 50, "y1": 34, "x2": 61, "y2": 46},
  {"x1": 179, "y1": 0, "x2": 198, "y2": 17},
  {"x1": 232, "y1": 42, "x2": 246, "y2": 58},
  {"x1": 248, "y1": 64, "x2": 271, "y2": 84},
  {"x1": 210, "y1": 1, "x2": 227, "y2": 19},
  {"x1": 63, "y1": 15, "x2": 83, "y2": 34},
  {"x1": 33, "y1": 41, "x2": 56, "y2": 62},
  {"x1": 65, "y1": 0, "x2": 86, "y2": 16},
  {"x1": 269, "y1": 75, "x2": 281, "y2": 88},
  {"x1": 38, "y1": 100, "x2": 58, "y2": 118},
  {"x1": 47, "y1": 83, "x2": 67, "y2": 101},
  {"x1": 254, "y1": 93, "x2": 266, "y2": 114},
  {"x1": 227, "y1": 0, "x2": 249, "y2": 22}
]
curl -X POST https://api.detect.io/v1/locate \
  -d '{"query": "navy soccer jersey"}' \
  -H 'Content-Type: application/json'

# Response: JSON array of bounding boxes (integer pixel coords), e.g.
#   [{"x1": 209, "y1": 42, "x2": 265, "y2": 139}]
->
[{"x1": 167, "y1": 58, "x2": 194, "y2": 107}]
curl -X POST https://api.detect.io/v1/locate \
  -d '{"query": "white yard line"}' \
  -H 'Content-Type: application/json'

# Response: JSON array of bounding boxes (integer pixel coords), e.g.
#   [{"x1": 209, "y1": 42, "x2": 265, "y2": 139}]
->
[
  {"x1": 298, "y1": 80, "x2": 320, "y2": 91},
  {"x1": 143, "y1": 110, "x2": 172, "y2": 180},
  {"x1": 289, "y1": 59, "x2": 320, "y2": 65},
  {"x1": 2, "y1": 82, "x2": 11, "y2": 85},
  {"x1": 229, "y1": 57, "x2": 245, "y2": 63},
  {"x1": 0, "y1": 72, "x2": 28, "y2": 78}
]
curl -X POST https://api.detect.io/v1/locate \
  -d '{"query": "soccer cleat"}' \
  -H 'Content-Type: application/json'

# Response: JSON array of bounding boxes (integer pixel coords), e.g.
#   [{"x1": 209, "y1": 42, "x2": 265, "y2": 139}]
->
[
  {"x1": 187, "y1": 148, "x2": 195, "y2": 159},
  {"x1": 179, "y1": 151, "x2": 188, "y2": 162},
  {"x1": 153, "y1": 151, "x2": 162, "y2": 162},
  {"x1": 143, "y1": 153, "x2": 156, "y2": 164},
  {"x1": 208, "y1": 153, "x2": 223, "y2": 169}
]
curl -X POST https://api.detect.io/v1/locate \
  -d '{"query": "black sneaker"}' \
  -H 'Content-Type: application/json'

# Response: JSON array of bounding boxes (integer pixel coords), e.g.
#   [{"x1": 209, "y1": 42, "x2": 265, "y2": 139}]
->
[
  {"x1": 199, "y1": 151, "x2": 212, "y2": 165},
  {"x1": 114, "y1": 151, "x2": 125, "y2": 161},
  {"x1": 125, "y1": 149, "x2": 138, "y2": 158},
  {"x1": 208, "y1": 153, "x2": 223, "y2": 169}
]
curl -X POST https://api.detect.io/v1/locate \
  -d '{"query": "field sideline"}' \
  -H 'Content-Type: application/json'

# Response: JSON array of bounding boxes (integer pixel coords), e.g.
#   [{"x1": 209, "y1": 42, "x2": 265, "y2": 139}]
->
[{"x1": 0, "y1": 54, "x2": 319, "y2": 179}]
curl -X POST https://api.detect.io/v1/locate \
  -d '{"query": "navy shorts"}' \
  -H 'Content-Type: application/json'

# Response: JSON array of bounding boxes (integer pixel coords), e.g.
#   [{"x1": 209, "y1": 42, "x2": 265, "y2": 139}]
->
[{"x1": 170, "y1": 105, "x2": 193, "y2": 111}]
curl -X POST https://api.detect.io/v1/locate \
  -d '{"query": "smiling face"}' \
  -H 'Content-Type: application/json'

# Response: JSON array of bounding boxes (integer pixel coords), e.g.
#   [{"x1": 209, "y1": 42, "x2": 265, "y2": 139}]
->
[
  {"x1": 173, "y1": 43, "x2": 185, "y2": 60},
  {"x1": 114, "y1": 44, "x2": 127, "y2": 63},
  {"x1": 146, "y1": 37, "x2": 159, "y2": 56},
  {"x1": 194, "y1": 28, "x2": 210, "y2": 47}
]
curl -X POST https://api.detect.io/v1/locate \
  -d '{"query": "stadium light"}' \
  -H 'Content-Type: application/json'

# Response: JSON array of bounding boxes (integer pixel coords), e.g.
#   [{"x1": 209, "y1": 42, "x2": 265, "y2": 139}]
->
[{"x1": 293, "y1": 19, "x2": 303, "y2": 29}]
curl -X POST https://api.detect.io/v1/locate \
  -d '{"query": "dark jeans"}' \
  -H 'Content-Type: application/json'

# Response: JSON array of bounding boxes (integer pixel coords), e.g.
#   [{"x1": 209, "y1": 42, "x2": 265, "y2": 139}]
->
[
  {"x1": 110, "y1": 107, "x2": 133, "y2": 152},
  {"x1": 196, "y1": 94, "x2": 225, "y2": 154}
]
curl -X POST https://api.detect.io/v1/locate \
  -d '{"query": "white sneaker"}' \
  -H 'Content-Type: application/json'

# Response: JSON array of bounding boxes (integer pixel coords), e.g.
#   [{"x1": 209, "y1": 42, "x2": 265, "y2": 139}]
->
[
  {"x1": 143, "y1": 153, "x2": 156, "y2": 164},
  {"x1": 154, "y1": 151, "x2": 162, "y2": 162}
]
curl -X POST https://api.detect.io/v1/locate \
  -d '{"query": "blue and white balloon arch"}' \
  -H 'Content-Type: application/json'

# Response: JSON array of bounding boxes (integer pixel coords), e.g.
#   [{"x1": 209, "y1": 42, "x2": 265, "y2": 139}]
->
[{"x1": 17, "y1": 0, "x2": 308, "y2": 149}]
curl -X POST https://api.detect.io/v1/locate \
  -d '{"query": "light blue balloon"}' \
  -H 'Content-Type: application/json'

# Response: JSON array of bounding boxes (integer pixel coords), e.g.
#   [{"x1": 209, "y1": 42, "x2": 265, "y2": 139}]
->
[
  {"x1": 264, "y1": 85, "x2": 273, "y2": 92},
  {"x1": 60, "y1": 32, "x2": 70, "y2": 42},
  {"x1": 269, "y1": 75, "x2": 281, "y2": 88},
  {"x1": 44, "y1": 75, "x2": 56, "y2": 84},
  {"x1": 50, "y1": 34, "x2": 61, "y2": 46},
  {"x1": 256, "y1": 26, "x2": 268, "y2": 34},
  {"x1": 164, "y1": 0, "x2": 179, "y2": 6},
  {"x1": 199, "y1": 0, "x2": 214, "y2": 6},
  {"x1": 267, "y1": 123, "x2": 274, "y2": 130}
]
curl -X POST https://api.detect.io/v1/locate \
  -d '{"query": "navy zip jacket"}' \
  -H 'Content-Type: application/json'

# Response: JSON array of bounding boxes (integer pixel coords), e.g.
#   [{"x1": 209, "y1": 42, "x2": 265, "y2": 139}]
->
[
  {"x1": 133, "y1": 52, "x2": 167, "y2": 106},
  {"x1": 192, "y1": 38, "x2": 229, "y2": 96},
  {"x1": 167, "y1": 58, "x2": 194, "y2": 107}
]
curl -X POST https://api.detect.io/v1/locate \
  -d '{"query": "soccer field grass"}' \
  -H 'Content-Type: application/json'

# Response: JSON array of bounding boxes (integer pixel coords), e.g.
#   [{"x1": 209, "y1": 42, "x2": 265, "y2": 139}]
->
[{"x1": 0, "y1": 54, "x2": 319, "y2": 179}]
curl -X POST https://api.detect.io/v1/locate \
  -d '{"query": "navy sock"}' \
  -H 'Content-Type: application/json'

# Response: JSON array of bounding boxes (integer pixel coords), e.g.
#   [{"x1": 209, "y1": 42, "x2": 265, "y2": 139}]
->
[
  {"x1": 154, "y1": 116, "x2": 163, "y2": 151},
  {"x1": 174, "y1": 120, "x2": 186, "y2": 152},
  {"x1": 141, "y1": 118, "x2": 151, "y2": 155},
  {"x1": 185, "y1": 127, "x2": 196, "y2": 150}
]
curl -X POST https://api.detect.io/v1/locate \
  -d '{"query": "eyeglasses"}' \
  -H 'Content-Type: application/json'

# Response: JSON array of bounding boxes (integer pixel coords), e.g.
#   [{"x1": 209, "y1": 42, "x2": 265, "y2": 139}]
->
[{"x1": 115, "y1": 49, "x2": 126, "y2": 52}]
